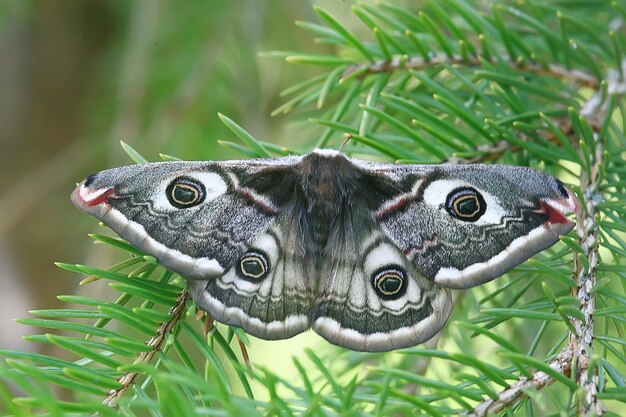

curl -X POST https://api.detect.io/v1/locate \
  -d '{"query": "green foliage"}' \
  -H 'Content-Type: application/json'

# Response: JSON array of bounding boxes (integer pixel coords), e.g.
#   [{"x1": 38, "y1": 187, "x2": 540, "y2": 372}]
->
[{"x1": 2, "y1": 1, "x2": 626, "y2": 416}]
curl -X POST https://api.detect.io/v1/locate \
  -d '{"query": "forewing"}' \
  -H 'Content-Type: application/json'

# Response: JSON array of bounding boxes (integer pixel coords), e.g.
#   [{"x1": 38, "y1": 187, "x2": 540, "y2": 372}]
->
[
  {"x1": 71, "y1": 157, "x2": 301, "y2": 279},
  {"x1": 310, "y1": 203, "x2": 452, "y2": 352},
  {"x1": 354, "y1": 161, "x2": 579, "y2": 289}
]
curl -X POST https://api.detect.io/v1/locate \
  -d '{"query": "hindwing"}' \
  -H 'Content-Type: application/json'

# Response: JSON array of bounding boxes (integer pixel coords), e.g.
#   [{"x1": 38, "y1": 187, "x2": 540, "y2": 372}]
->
[
  {"x1": 310, "y1": 203, "x2": 452, "y2": 351},
  {"x1": 188, "y1": 204, "x2": 317, "y2": 340}
]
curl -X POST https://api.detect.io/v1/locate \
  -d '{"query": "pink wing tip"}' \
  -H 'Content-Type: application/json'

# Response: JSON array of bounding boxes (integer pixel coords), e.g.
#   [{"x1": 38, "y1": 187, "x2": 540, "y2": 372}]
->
[
  {"x1": 541, "y1": 186, "x2": 581, "y2": 226},
  {"x1": 72, "y1": 184, "x2": 116, "y2": 208}
]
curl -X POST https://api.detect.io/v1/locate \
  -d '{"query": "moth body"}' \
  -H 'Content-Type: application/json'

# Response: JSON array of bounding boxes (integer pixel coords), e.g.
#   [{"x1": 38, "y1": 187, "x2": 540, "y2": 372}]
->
[{"x1": 72, "y1": 149, "x2": 579, "y2": 351}]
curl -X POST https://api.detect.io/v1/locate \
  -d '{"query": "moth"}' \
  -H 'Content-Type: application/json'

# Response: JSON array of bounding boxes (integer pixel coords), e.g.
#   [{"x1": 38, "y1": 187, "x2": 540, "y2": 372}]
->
[{"x1": 72, "y1": 149, "x2": 580, "y2": 352}]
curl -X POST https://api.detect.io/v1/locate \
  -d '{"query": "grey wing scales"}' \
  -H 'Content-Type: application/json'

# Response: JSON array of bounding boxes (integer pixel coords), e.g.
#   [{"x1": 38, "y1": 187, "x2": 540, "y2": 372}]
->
[
  {"x1": 71, "y1": 158, "x2": 301, "y2": 280},
  {"x1": 310, "y1": 203, "x2": 452, "y2": 352},
  {"x1": 188, "y1": 204, "x2": 317, "y2": 339},
  {"x1": 354, "y1": 161, "x2": 579, "y2": 289},
  {"x1": 74, "y1": 157, "x2": 318, "y2": 340}
]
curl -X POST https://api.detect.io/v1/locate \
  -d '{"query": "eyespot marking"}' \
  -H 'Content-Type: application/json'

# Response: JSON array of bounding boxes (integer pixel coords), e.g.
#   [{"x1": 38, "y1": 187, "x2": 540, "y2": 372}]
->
[
  {"x1": 445, "y1": 187, "x2": 486, "y2": 222},
  {"x1": 372, "y1": 267, "x2": 407, "y2": 300},
  {"x1": 166, "y1": 176, "x2": 206, "y2": 208},
  {"x1": 237, "y1": 250, "x2": 270, "y2": 281}
]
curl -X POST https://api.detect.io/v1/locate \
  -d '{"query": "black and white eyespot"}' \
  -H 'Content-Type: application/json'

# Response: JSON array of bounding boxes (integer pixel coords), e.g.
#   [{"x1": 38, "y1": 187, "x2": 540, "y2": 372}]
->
[
  {"x1": 445, "y1": 187, "x2": 486, "y2": 222},
  {"x1": 237, "y1": 250, "x2": 270, "y2": 281},
  {"x1": 166, "y1": 176, "x2": 206, "y2": 209},
  {"x1": 422, "y1": 179, "x2": 506, "y2": 225},
  {"x1": 372, "y1": 266, "x2": 407, "y2": 300}
]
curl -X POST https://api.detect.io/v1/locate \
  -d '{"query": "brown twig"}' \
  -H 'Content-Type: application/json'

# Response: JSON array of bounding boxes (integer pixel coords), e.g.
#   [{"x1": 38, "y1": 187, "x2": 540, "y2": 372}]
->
[
  {"x1": 238, "y1": 337, "x2": 252, "y2": 372},
  {"x1": 342, "y1": 54, "x2": 599, "y2": 89},
  {"x1": 444, "y1": 140, "x2": 514, "y2": 164},
  {"x1": 567, "y1": 67, "x2": 621, "y2": 416},
  {"x1": 469, "y1": 347, "x2": 574, "y2": 417},
  {"x1": 571, "y1": 149, "x2": 604, "y2": 416},
  {"x1": 103, "y1": 290, "x2": 190, "y2": 407},
  {"x1": 444, "y1": 116, "x2": 574, "y2": 164}
]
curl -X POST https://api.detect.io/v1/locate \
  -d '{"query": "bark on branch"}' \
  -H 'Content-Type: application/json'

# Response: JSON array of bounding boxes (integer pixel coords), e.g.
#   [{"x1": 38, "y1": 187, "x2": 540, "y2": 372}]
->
[
  {"x1": 342, "y1": 54, "x2": 599, "y2": 89},
  {"x1": 103, "y1": 291, "x2": 190, "y2": 407}
]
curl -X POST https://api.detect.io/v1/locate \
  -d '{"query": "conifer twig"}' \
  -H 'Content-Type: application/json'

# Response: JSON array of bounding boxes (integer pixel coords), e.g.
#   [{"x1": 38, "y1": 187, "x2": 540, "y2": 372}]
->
[
  {"x1": 468, "y1": 63, "x2": 626, "y2": 417},
  {"x1": 468, "y1": 346, "x2": 574, "y2": 417},
  {"x1": 445, "y1": 117, "x2": 574, "y2": 164},
  {"x1": 565, "y1": 63, "x2": 626, "y2": 417},
  {"x1": 342, "y1": 55, "x2": 599, "y2": 88},
  {"x1": 103, "y1": 290, "x2": 190, "y2": 407},
  {"x1": 571, "y1": 137, "x2": 603, "y2": 416}
]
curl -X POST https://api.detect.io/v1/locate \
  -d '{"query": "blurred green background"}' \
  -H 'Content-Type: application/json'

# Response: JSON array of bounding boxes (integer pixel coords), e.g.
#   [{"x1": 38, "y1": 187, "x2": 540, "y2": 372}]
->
[{"x1": 0, "y1": 0, "x2": 361, "y2": 363}]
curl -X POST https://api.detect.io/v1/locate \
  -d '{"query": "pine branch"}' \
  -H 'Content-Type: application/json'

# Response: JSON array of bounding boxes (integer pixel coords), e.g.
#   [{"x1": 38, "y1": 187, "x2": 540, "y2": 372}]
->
[
  {"x1": 469, "y1": 346, "x2": 574, "y2": 417},
  {"x1": 468, "y1": 63, "x2": 626, "y2": 417},
  {"x1": 444, "y1": 140, "x2": 514, "y2": 164},
  {"x1": 103, "y1": 290, "x2": 190, "y2": 407},
  {"x1": 444, "y1": 116, "x2": 573, "y2": 164},
  {"x1": 566, "y1": 65, "x2": 626, "y2": 417},
  {"x1": 342, "y1": 54, "x2": 599, "y2": 88}
]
